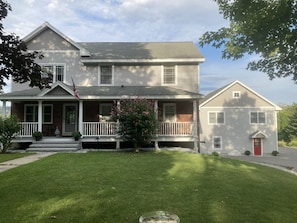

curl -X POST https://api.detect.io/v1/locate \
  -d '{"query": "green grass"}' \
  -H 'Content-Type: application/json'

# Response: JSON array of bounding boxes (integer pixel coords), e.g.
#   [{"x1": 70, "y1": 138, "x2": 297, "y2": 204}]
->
[
  {"x1": 0, "y1": 152, "x2": 34, "y2": 163},
  {"x1": 0, "y1": 151, "x2": 297, "y2": 223}
]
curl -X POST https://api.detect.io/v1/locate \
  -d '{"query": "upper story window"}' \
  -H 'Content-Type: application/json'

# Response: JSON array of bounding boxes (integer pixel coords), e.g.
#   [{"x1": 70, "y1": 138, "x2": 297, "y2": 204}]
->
[
  {"x1": 208, "y1": 112, "x2": 225, "y2": 124},
  {"x1": 250, "y1": 112, "x2": 266, "y2": 124},
  {"x1": 163, "y1": 65, "x2": 176, "y2": 85},
  {"x1": 233, "y1": 91, "x2": 241, "y2": 98},
  {"x1": 99, "y1": 65, "x2": 114, "y2": 85},
  {"x1": 41, "y1": 64, "x2": 65, "y2": 82}
]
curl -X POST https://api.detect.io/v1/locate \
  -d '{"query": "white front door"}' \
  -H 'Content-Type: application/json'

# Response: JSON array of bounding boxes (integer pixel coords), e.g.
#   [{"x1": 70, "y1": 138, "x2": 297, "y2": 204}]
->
[{"x1": 63, "y1": 104, "x2": 77, "y2": 136}]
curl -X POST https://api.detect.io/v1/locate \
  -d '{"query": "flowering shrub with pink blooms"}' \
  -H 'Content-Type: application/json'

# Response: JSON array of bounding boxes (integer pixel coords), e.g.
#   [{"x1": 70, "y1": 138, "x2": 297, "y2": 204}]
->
[{"x1": 111, "y1": 98, "x2": 157, "y2": 149}]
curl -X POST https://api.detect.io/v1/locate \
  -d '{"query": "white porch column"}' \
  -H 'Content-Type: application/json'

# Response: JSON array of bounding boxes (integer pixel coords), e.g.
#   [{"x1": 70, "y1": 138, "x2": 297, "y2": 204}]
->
[
  {"x1": 38, "y1": 100, "x2": 42, "y2": 132},
  {"x1": 116, "y1": 100, "x2": 120, "y2": 150},
  {"x1": 78, "y1": 100, "x2": 83, "y2": 134},
  {"x1": 2, "y1": 101, "x2": 6, "y2": 118},
  {"x1": 193, "y1": 100, "x2": 198, "y2": 152},
  {"x1": 154, "y1": 100, "x2": 159, "y2": 150}
]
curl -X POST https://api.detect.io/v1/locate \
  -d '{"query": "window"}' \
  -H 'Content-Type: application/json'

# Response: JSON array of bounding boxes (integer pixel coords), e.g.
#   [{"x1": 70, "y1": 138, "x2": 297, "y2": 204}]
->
[
  {"x1": 41, "y1": 65, "x2": 65, "y2": 82},
  {"x1": 213, "y1": 136, "x2": 222, "y2": 150},
  {"x1": 208, "y1": 112, "x2": 224, "y2": 124},
  {"x1": 43, "y1": 105, "x2": 53, "y2": 124},
  {"x1": 250, "y1": 112, "x2": 266, "y2": 124},
  {"x1": 99, "y1": 104, "x2": 113, "y2": 121},
  {"x1": 99, "y1": 65, "x2": 113, "y2": 85},
  {"x1": 24, "y1": 104, "x2": 53, "y2": 124},
  {"x1": 25, "y1": 105, "x2": 38, "y2": 122},
  {"x1": 233, "y1": 91, "x2": 241, "y2": 98},
  {"x1": 163, "y1": 65, "x2": 176, "y2": 85},
  {"x1": 163, "y1": 103, "x2": 176, "y2": 122}
]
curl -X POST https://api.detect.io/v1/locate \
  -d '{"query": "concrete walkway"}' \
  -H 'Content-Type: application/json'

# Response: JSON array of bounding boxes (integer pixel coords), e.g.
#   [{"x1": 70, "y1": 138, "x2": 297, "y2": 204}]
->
[{"x1": 0, "y1": 152, "x2": 56, "y2": 173}]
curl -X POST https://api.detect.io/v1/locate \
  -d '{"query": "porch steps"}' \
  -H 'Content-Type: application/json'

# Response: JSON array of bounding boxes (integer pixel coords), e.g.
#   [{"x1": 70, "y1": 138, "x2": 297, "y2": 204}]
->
[{"x1": 27, "y1": 137, "x2": 81, "y2": 152}]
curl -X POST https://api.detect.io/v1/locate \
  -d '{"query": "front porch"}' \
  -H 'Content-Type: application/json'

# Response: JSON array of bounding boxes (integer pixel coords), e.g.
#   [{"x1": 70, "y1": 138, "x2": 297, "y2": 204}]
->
[
  {"x1": 14, "y1": 121, "x2": 197, "y2": 149},
  {"x1": 1, "y1": 83, "x2": 202, "y2": 151}
]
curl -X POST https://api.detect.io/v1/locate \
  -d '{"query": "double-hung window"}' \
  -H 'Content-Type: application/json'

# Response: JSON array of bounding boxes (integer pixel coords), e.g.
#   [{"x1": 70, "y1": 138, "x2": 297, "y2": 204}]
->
[
  {"x1": 163, "y1": 65, "x2": 176, "y2": 85},
  {"x1": 41, "y1": 64, "x2": 65, "y2": 82},
  {"x1": 250, "y1": 112, "x2": 266, "y2": 124},
  {"x1": 213, "y1": 136, "x2": 222, "y2": 150},
  {"x1": 208, "y1": 112, "x2": 224, "y2": 124},
  {"x1": 99, "y1": 65, "x2": 113, "y2": 85},
  {"x1": 163, "y1": 103, "x2": 176, "y2": 122},
  {"x1": 24, "y1": 104, "x2": 53, "y2": 124},
  {"x1": 99, "y1": 103, "x2": 113, "y2": 121}
]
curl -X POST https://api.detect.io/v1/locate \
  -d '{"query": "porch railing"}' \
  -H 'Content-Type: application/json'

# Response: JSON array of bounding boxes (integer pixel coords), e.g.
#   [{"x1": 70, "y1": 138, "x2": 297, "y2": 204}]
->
[
  {"x1": 83, "y1": 122, "x2": 117, "y2": 136},
  {"x1": 17, "y1": 122, "x2": 38, "y2": 137},
  {"x1": 15, "y1": 121, "x2": 194, "y2": 138},
  {"x1": 158, "y1": 122, "x2": 194, "y2": 136}
]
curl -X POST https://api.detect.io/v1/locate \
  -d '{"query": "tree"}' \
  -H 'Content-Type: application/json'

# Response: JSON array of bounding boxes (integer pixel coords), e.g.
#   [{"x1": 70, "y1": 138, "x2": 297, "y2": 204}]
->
[
  {"x1": 0, "y1": 0, "x2": 51, "y2": 90},
  {"x1": 199, "y1": 0, "x2": 297, "y2": 82},
  {"x1": 0, "y1": 115, "x2": 21, "y2": 153},
  {"x1": 111, "y1": 98, "x2": 157, "y2": 150},
  {"x1": 283, "y1": 107, "x2": 297, "y2": 143}
]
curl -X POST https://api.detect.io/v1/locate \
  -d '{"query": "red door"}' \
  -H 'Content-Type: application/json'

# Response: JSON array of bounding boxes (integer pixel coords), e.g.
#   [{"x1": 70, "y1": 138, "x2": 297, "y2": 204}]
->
[{"x1": 253, "y1": 138, "x2": 262, "y2": 156}]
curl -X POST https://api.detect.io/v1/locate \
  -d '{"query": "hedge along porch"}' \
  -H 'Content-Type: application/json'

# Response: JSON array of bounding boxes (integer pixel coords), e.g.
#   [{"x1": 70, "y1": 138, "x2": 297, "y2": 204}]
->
[{"x1": 1, "y1": 82, "x2": 202, "y2": 151}]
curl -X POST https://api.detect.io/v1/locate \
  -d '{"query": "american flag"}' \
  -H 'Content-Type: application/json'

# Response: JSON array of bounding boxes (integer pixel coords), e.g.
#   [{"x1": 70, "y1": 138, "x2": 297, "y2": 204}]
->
[{"x1": 71, "y1": 77, "x2": 80, "y2": 100}]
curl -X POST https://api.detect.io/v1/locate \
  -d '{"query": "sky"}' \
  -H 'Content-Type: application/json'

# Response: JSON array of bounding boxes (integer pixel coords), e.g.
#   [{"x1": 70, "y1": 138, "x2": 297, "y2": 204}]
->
[{"x1": 2, "y1": 0, "x2": 297, "y2": 105}]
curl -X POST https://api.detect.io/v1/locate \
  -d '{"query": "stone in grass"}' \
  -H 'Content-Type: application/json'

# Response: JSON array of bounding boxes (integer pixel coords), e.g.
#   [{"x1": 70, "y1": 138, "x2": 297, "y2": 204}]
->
[{"x1": 139, "y1": 211, "x2": 180, "y2": 223}]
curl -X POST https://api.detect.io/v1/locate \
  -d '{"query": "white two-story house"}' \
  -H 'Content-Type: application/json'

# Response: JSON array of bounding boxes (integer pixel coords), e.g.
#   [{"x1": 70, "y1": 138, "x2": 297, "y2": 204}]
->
[{"x1": 0, "y1": 22, "x2": 205, "y2": 150}]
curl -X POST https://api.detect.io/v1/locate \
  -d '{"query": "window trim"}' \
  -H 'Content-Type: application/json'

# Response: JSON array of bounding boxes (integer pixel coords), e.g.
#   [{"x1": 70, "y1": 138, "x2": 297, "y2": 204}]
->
[
  {"x1": 40, "y1": 63, "x2": 66, "y2": 83},
  {"x1": 98, "y1": 65, "x2": 114, "y2": 86},
  {"x1": 43, "y1": 104, "x2": 53, "y2": 124},
  {"x1": 250, "y1": 111, "x2": 266, "y2": 124},
  {"x1": 163, "y1": 103, "x2": 177, "y2": 122},
  {"x1": 162, "y1": 65, "x2": 177, "y2": 85},
  {"x1": 233, "y1": 91, "x2": 241, "y2": 99},
  {"x1": 24, "y1": 104, "x2": 53, "y2": 124},
  {"x1": 212, "y1": 136, "x2": 222, "y2": 150},
  {"x1": 208, "y1": 111, "x2": 225, "y2": 125}
]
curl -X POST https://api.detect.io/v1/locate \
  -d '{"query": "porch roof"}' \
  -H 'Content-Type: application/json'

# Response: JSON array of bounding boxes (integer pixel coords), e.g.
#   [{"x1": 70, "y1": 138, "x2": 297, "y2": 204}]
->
[{"x1": 0, "y1": 84, "x2": 203, "y2": 101}]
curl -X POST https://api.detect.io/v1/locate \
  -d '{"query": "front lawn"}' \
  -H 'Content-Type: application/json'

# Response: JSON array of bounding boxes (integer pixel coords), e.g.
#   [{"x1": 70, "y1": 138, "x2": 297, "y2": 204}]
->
[{"x1": 0, "y1": 151, "x2": 297, "y2": 223}]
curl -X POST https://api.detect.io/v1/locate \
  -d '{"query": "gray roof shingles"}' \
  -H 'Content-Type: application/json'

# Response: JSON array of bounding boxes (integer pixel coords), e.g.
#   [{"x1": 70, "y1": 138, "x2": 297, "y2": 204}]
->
[{"x1": 78, "y1": 42, "x2": 204, "y2": 60}]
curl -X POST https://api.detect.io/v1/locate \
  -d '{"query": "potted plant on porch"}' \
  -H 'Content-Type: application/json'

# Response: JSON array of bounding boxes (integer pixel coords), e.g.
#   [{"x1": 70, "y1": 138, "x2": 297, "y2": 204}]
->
[
  {"x1": 32, "y1": 131, "x2": 43, "y2": 141},
  {"x1": 72, "y1": 131, "x2": 82, "y2": 141}
]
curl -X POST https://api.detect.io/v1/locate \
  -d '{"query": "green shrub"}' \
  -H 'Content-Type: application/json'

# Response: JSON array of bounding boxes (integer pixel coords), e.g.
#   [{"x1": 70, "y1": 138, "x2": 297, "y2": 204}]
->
[
  {"x1": 212, "y1": 151, "x2": 219, "y2": 157},
  {"x1": 244, "y1": 150, "x2": 251, "y2": 156},
  {"x1": 111, "y1": 98, "x2": 157, "y2": 149},
  {"x1": 0, "y1": 115, "x2": 22, "y2": 153},
  {"x1": 272, "y1": 150, "x2": 279, "y2": 156}
]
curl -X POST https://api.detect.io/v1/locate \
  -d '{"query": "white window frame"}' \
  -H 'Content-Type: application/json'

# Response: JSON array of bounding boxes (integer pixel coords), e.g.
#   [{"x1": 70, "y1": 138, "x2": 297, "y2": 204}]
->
[
  {"x1": 24, "y1": 104, "x2": 38, "y2": 122},
  {"x1": 24, "y1": 104, "x2": 53, "y2": 124},
  {"x1": 43, "y1": 104, "x2": 53, "y2": 124},
  {"x1": 162, "y1": 65, "x2": 177, "y2": 85},
  {"x1": 99, "y1": 103, "x2": 113, "y2": 122},
  {"x1": 163, "y1": 103, "x2": 176, "y2": 122},
  {"x1": 208, "y1": 111, "x2": 225, "y2": 125},
  {"x1": 233, "y1": 91, "x2": 241, "y2": 99},
  {"x1": 212, "y1": 136, "x2": 222, "y2": 150},
  {"x1": 250, "y1": 111, "x2": 266, "y2": 124},
  {"x1": 40, "y1": 64, "x2": 66, "y2": 83},
  {"x1": 99, "y1": 65, "x2": 114, "y2": 85}
]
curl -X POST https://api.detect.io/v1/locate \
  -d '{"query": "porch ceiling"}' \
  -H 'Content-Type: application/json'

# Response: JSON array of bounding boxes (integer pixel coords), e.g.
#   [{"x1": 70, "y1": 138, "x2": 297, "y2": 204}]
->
[{"x1": 0, "y1": 85, "x2": 203, "y2": 101}]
